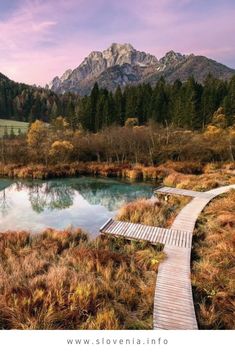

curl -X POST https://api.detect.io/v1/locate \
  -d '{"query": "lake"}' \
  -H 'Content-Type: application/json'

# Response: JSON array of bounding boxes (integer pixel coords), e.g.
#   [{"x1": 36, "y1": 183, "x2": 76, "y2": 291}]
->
[{"x1": 0, "y1": 177, "x2": 154, "y2": 236}]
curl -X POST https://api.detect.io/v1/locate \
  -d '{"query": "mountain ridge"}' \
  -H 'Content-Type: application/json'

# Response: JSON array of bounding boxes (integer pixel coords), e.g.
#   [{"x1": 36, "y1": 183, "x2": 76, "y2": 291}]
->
[{"x1": 48, "y1": 43, "x2": 235, "y2": 95}]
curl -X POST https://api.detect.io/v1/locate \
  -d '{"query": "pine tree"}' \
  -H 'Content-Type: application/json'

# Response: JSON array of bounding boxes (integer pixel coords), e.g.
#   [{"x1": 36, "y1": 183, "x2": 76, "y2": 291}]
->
[
  {"x1": 90, "y1": 83, "x2": 99, "y2": 131},
  {"x1": 51, "y1": 101, "x2": 59, "y2": 120},
  {"x1": 201, "y1": 75, "x2": 224, "y2": 128},
  {"x1": 170, "y1": 79, "x2": 183, "y2": 126},
  {"x1": 114, "y1": 86, "x2": 124, "y2": 125},
  {"x1": 150, "y1": 78, "x2": 169, "y2": 125},
  {"x1": 224, "y1": 75, "x2": 235, "y2": 125},
  {"x1": 181, "y1": 77, "x2": 202, "y2": 129}
]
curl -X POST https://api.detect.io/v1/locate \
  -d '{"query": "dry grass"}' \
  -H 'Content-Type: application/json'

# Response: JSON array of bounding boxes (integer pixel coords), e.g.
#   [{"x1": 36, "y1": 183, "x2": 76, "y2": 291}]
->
[
  {"x1": 0, "y1": 163, "x2": 114, "y2": 179},
  {"x1": 164, "y1": 170, "x2": 235, "y2": 191},
  {"x1": 0, "y1": 228, "x2": 164, "y2": 330},
  {"x1": 0, "y1": 161, "x2": 210, "y2": 181},
  {"x1": 192, "y1": 190, "x2": 235, "y2": 329},
  {"x1": 1, "y1": 161, "x2": 233, "y2": 187},
  {"x1": 116, "y1": 196, "x2": 189, "y2": 228}
]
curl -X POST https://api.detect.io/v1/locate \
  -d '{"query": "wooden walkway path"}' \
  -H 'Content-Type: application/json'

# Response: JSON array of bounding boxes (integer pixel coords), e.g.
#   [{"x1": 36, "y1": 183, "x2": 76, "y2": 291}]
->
[
  {"x1": 155, "y1": 186, "x2": 213, "y2": 199},
  {"x1": 100, "y1": 184, "x2": 235, "y2": 330},
  {"x1": 100, "y1": 219, "x2": 192, "y2": 248}
]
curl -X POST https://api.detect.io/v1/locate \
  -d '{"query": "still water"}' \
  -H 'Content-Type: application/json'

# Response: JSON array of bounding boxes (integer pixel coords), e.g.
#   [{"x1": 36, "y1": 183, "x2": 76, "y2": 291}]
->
[{"x1": 0, "y1": 177, "x2": 153, "y2": 236}]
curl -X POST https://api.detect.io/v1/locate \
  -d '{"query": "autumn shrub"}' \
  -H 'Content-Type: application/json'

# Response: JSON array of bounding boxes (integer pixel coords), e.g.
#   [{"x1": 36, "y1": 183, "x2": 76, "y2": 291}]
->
[
  {"x1": 162, "y1": 161, "x2": 204, "y2": 175},
  {"x1": 49, "y1": 140, "x2": 74, "y2": 163},
  {"x1": 192, "y1": 190, "x2": 235, "y2": 329},
  {"x1": 123, "y1": 168, "x2": 143, "y2": 180},
  {"x1": 0, "y1": 228, "x2": 163, "y2": 329},
  {"x1": 142, "y1": 167, "x2": 158, "y2": 180}
]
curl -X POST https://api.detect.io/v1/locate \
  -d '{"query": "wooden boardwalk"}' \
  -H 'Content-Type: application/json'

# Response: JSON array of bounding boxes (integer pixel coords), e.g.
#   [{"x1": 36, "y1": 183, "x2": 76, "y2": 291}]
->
[
  {"x1": 155, "y1": 186, "x2": 213, "y2": 199},
  {"x1": 100, "y1": 219, "x2": 192, "y2": 248},
  {"x1": 100, "y1": 184, "x2": 235, "y2": 330},
  {"x1": 154, "y1": 184, "x2": 235, "y2": 330}
]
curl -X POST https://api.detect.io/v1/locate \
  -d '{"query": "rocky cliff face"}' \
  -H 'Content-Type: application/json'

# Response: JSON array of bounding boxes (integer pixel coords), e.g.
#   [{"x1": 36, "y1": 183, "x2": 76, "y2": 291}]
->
[{"x1": 48, "y1": 43, "x2": 235, "y2": 95}]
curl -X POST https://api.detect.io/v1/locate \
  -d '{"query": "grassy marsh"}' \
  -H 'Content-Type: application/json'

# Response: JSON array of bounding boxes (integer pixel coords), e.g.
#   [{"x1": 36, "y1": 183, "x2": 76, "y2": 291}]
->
[{"x1": 0, "y1": 228, "x2": 164, "y2": 329}]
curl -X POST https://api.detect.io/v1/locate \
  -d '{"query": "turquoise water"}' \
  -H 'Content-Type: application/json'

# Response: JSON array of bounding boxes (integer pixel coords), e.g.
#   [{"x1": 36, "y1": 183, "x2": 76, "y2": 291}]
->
[{"x1": 0, "y1": 177, "x2": 154, "y2": 236}]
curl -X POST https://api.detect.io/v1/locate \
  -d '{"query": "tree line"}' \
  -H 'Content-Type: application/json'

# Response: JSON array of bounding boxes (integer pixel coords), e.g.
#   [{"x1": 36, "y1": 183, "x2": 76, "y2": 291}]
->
[
  {"x1": 0, "y1": 73, "x2": 235, "y2": 131},
  {"x1": 1, "y1": 112, "x2": 234, "y2": 167}
]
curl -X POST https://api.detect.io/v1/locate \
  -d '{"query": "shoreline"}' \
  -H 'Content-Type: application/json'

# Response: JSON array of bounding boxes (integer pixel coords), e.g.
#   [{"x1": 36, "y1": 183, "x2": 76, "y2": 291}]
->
[
  {"x1": 0, "y1": 162, "x2": 167, "y2": 181},
  {"x1": 0, "y1": 161, "x2": 234, "y2": 192}
]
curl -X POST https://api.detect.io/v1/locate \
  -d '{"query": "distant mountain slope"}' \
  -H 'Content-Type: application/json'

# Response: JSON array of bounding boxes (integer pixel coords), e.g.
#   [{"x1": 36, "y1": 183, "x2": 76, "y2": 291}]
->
[
  {"x1": 48, "y1": 43, "x2": 235, "y2": 95},
  {"x1": 0, "y1": 71, "x2": 61, "y2": 122},
  {"x1": 158, "y1": 55, "x2": 235, "y2": 83},
  {"x1": 0, "y1": 72, "x2": 11, "y2": 82}
]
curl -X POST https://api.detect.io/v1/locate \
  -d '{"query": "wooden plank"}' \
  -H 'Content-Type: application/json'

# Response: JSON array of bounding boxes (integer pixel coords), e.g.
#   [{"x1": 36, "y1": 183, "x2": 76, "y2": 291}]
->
[
  {"x1": 159, "y1": 228, "x2": 166, "y2": 244},
  {"x1": 120, "y1": 222, "x2": 131, "y2": 235},
  {"x1": 150, "y1": 227, "x2": 158, "y2": 242},
  {"x1": 177, "y1": 230, "x2": 183, "y2": 247},
  {"x1": 152, "y1": 227, "x2": 160, "y2": 242},
  {"x1": 150, "y1": 227, "x2": 159, "y2": 242},
  {"x1": 142, "y1": 226, "x2": 148, "y2": 240},
  {"x1": 111, "y1": 222, "x2": 122, "y2": 234},
  {"x1": 138, "y1": 224, "x2": 146, "y2": 236},
  {"x1": 148, "y1": 226, "x2": 156, "y2": 242},
  {"x1": 120, "y1": 221, "x2": 131, "y2": 236},
  {"x1": 113, "y1": 222, "x2": 124, "y2": 234},
  {"x1": 125, "y1": 223, "x2": 137, "y2": 237},
  {"x1": 156, "y1": 227, "x2": 163, "y2": 243},
  {"x1": 144, "y1": 225, "x2": 152, "y2": 241},
  {"x1": 105, "y1": 220, "x2": 118, "y2": 234},
  {"x1": 154, "y1": 301, "x2": 195, "y2": 313},
  {"x1": 132, "y1": 224, "x2": 142, "y2": 239},
  {"x1": 145, "y1": 225, "x2": 152, "y2": 241},
  {"x1": 100, "y1": 218, "x2": 113, "y2": 232},
  {"x1": 140, "y1": 225, "x2": 148, "y2": 240},
  {"x1": 155, "y1": 312, "x2": 197, "y2": 323},
  {"x1": 134, "y1": 224, "x2": 143, "y2": 239}
]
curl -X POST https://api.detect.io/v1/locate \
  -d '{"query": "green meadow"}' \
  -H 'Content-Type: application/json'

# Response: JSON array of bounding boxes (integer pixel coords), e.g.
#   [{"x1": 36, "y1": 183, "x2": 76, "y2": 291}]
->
[{"x1": 0, "y1": 119, "x2": 29, "y2": 137}]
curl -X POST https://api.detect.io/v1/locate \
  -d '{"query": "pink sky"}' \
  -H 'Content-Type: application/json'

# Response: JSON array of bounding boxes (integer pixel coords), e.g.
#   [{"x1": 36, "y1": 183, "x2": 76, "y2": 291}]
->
[{"x1": 0, "y1": 0, "x2": 234, "y2": 86}]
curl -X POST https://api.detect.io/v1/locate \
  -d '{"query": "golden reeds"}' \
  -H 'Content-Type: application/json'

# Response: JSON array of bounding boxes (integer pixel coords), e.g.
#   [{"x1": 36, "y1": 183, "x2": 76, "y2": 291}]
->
[
  {"x1": 192, "y1": 190, "x2": 235, "y2": 329},
  {"x1": 0, "y1": 228, "x2": 163, "y2": 329}
]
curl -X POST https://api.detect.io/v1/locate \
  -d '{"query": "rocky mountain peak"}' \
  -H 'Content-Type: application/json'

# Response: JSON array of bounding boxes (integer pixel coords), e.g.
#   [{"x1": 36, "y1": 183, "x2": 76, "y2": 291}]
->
[
  {"x1": 48, "y1": 76, "x2": 61, "y2": 90},
  {"x1": 48, "y1": 69, "x2": 72, "y2": 89},
  {"x1": 48, "y1": 43, "x2": 235, "y2": 95},
  {"x1": 60, "y1": 69, "x2": 72, "y2": 81},
  {"x1": 110, "y1": 42, "x2": 134, "y2": 52},
  {"x1": 160, "y1": 50, "x2": 186, "y2": 66},
  {"x1": 102, "y1": 42, "x2": 158, "y2": 67},
  {"x1": 87, "y1": 51, "x2": 103, "y2": 60}
]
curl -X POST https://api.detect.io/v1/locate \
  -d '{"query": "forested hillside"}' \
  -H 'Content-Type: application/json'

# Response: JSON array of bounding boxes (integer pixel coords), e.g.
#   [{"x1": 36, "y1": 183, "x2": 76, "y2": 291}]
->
[
  {"x1": 0, "y1": 74, "x2": 79, "y2": 124},
  {"x1": 0, "y1": 73, "x2": 235, "y2": 131}
]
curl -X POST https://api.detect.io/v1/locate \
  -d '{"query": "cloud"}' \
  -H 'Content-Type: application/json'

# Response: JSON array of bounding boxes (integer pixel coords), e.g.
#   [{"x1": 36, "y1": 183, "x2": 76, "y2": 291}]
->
[
  {"x1": 0, "y1": 0, "x2": 234, "y2": 86},
  {"x1": 32, "y1": 21, "x2": 57, "y2": 32}
]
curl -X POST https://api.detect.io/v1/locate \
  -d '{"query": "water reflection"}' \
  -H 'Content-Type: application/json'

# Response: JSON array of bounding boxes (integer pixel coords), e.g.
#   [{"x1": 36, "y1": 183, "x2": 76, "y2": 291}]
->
[
  {"x1": 72, "y1": 179, "x2": 152, "y2": 211},
  {"x1": 0, "y1": 180, "x2": 13, "y2": 217},
  {"x1": 0, "y1": 189, "x2": 11, "y2": 217},
  {"x1": 0, "y1": 177, "x2": 153, "y2": 235},
  {"x1": 28, "y1": 183, "x2": 75, "y2": 213}
]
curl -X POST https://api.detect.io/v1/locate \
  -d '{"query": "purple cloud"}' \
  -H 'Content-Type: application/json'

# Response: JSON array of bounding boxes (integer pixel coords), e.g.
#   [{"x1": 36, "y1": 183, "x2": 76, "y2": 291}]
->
[{"x1": 0, "y1": 0, "x2": 234, "y2": 86}]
